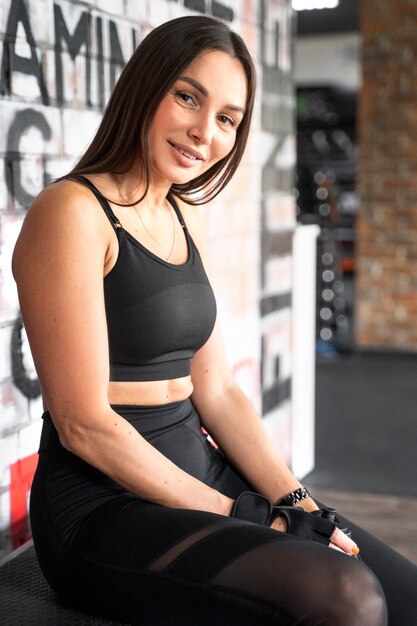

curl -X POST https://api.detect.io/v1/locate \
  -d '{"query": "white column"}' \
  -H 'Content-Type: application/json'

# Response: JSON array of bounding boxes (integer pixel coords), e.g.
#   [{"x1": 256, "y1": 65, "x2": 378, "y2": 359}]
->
[{"x1": 291, "y1": 224, "x2": 320, "y2": 478}]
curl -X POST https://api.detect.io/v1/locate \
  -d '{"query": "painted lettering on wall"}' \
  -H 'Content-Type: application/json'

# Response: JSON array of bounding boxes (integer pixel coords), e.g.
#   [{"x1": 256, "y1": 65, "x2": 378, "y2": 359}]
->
[{"x1": 259, "y1": 0, "x2": 294, "y2": 415}]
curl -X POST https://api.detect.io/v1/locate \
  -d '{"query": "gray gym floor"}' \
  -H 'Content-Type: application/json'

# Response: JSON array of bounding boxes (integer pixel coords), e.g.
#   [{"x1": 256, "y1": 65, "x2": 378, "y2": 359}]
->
[{"x1": 305, "y1": 350, "x2": 417, "y2": 497}]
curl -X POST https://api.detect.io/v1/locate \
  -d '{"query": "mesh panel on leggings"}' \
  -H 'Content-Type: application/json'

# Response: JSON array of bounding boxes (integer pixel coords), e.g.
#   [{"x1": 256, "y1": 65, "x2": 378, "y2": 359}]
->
[{"x1": 210, "y1": 536, "x2": 387, "y2": 626}]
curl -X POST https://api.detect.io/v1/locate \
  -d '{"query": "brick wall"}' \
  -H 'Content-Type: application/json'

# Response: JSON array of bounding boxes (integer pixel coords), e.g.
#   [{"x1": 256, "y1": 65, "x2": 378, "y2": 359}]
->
[
  {"x1": 0, "y1": 0, "x2": 295, "y2": 544},
  {"x1": 356, "y1": 0, "x2": 417, "y2": 349}
]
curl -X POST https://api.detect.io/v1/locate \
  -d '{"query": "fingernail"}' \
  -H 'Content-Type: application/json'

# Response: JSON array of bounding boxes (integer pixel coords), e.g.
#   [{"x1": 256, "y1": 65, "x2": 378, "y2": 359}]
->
[{"x1": 352, "y1": 546, "x2": 360, "y2": 555}]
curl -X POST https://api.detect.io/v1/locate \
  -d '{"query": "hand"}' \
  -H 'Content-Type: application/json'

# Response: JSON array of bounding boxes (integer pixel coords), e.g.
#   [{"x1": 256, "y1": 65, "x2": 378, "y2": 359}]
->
[
  {"x1": 298, "y1": 498, "x2": 360, "y2": 556},
  {"x1": 270, "y1": 515, "x2": 287, "y2": 533},
  {"x1": 270, "y1": 502, "x2": 360, "y2": 557}
]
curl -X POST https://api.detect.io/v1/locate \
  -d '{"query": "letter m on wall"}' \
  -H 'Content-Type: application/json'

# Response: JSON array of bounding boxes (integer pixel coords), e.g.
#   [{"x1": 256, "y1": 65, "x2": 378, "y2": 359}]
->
[{"x1": 54, "y1": 4, "x2": 91, "y2": 105}]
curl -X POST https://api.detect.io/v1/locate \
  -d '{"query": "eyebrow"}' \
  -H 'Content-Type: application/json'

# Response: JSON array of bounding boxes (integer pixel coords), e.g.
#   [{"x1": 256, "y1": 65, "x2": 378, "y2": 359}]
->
[{"x1": 177, "y1": 75, "x2": 246, "y2": 114}]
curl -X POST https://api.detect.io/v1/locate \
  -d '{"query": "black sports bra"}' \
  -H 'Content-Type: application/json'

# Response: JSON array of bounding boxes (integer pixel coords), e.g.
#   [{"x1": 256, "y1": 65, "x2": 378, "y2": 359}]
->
[{"x1": 67, "y1": 175, "x2": 217, "y2": 382}]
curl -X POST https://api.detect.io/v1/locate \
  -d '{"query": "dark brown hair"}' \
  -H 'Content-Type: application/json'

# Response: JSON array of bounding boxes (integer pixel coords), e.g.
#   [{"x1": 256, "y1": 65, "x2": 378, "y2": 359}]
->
[{"x1": 68, "y1": 15, "x2": 256, "y2": 204}]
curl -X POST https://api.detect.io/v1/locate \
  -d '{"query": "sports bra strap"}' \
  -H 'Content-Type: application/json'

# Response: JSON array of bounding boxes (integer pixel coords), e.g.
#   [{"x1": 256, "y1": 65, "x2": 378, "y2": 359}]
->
[
  {"x1": 167, "y1": 195, "x2": 187, "y2": 230},
  {"x1": 65, "y1": 174, "x2": 122, "y2": 232},
  {"x1": 65, "y1": 175, "x2": 188, "y2": 234}
]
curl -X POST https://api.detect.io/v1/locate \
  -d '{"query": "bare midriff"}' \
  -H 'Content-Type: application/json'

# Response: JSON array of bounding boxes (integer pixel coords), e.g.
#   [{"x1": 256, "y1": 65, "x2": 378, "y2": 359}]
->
[{"x1": 107, "y1": 375, "x2": 194, "y2": 406}]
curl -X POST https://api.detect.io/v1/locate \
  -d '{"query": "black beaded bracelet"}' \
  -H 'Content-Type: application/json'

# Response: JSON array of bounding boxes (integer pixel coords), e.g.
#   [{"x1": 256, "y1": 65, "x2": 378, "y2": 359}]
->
[{"x1": 276, "y1": 486, "x2": 311, "y2": 507}]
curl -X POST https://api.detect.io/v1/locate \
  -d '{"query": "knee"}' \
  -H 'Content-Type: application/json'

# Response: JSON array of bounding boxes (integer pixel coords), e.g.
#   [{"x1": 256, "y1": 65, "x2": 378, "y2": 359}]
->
[{"x1": 327, "y1": 560, "x2": 387, "y2": 626}]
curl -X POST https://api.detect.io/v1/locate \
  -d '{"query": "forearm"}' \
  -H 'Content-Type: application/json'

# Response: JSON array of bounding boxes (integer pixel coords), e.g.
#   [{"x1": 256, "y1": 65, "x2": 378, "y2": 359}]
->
[
  {"x1": 59, "y1": 406, "x2": 233, "y2": 516},
  {"x1": 193, "y1": 383, "x2": 317, "y2": 510}
]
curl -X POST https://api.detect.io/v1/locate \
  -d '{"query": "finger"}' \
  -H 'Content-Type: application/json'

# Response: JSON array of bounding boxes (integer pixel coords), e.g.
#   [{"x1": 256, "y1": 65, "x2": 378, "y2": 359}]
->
[
  {"x1": 329, "y1": 542, "x2": 347, "y2": 554},
  {"x1": 330, "y1": 527, "x2": 360, "y2": 556}
]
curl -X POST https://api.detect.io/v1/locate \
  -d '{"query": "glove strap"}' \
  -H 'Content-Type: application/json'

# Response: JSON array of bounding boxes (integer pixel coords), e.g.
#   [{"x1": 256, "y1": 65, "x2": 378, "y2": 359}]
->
[{"x1": 231, "y1": 491, "x2": 272, "y2": 525}]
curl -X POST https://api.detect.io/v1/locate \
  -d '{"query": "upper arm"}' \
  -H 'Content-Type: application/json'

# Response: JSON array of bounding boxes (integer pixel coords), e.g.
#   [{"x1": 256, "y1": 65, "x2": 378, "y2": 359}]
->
[
  {"x1": 12, "y1": 181, "x2": 113, "y2": 439},
  {"x1": 177, "y1": 199, "x2": 235, "y2": 400}
]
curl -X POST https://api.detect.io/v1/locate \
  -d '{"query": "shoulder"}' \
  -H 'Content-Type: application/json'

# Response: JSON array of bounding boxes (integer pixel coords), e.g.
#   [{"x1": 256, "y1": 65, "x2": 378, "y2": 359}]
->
[
  {"x1": 12, "y1": 178, "x2": 111, "y2": 277},
  {"x1": 19, "y1": 177, "x2": 111, "y2": 238},
  {"x1": 30, "y1": 177, "x2": 101, "y2": 218}
]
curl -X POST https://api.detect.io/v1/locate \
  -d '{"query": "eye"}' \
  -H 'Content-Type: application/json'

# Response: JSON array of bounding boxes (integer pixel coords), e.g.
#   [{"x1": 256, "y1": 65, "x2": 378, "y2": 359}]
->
[
  {"x1": 218, "y1": 114, "x2": 236, "y2": 128},
  {"x1": 171, "y1": 89, "x2": 196, "y2": 106}
]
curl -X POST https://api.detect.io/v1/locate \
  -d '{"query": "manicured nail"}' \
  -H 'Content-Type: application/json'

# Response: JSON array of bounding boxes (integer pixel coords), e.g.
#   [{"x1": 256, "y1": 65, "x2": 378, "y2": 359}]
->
[{"x1": 352, "y1": 546, "x2": 360, "y2": 555}]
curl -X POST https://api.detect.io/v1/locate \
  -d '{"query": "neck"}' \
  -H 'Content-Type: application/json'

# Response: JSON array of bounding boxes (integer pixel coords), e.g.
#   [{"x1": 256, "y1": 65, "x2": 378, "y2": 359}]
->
[{"x1": 109, "y1": 170, "x2": 172, "y2": 214}]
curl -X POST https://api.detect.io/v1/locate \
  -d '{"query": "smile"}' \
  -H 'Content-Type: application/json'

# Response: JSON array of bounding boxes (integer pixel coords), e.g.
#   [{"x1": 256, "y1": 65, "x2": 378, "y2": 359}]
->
[{"x1": 168, "y1": 142, "x2": 204, "y2": 162}]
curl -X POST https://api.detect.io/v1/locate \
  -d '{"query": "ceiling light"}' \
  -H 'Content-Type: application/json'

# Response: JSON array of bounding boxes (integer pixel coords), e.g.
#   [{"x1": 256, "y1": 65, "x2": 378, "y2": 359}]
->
[{"x1": 292, "y1": 0, "x2": 339, "y2": 10}]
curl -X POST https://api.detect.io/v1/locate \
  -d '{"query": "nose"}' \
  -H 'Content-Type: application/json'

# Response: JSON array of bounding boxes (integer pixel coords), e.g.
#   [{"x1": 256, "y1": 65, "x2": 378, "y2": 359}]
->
[{"x1": 188, "y1": 113, "x2": 214, "y2": 146}]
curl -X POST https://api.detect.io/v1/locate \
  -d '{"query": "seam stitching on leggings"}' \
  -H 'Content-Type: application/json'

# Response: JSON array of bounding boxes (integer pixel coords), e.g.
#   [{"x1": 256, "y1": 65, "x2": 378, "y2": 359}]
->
[
  {"x1": 148, "y1": 520, "x2": 236, "y2": 572},
  {"x1": 162, "y1": 521, "x2": 274, "y2": 576},
  {"x1": 204, "y1": 534, "x2": 280, "y2": 583}
]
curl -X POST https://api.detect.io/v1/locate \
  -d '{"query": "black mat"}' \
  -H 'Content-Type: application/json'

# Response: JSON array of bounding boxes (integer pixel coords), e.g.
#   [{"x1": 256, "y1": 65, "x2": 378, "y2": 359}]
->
[
  {"x1": 0, "y1": 542, "x2": 129, "y2": 625},
  {"x1": 305, "y1": 351, "x2": 417, "y2": 497}
]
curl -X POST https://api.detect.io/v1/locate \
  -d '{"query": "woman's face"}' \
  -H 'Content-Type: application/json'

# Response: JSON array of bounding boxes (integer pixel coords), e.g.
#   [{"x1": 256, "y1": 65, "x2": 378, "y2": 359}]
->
[{"x1": 147, "y1": 49, "x2": 247, "y2": 187}]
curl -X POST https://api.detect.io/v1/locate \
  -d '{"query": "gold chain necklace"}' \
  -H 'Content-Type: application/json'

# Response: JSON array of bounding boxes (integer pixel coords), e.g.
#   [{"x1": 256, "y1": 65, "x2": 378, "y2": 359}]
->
[{"x1": 134, "y1": 201, "x2": 176, "y2": 261}]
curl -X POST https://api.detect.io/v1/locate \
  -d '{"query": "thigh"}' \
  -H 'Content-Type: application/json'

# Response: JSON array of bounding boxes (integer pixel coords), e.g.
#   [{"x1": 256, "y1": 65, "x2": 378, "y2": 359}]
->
[{"x1": 62, "y1": 495, "x2": 383, "y2": 626}]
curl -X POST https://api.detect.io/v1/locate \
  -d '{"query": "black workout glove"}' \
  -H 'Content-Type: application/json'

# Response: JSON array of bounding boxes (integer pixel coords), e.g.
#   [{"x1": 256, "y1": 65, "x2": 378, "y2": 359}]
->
[{"x1": 231, "y1": 491, "x2": 337, "y2": 546}]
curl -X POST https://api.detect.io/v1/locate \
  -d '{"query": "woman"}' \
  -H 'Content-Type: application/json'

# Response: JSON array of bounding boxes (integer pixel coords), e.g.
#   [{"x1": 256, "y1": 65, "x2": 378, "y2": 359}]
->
[{"x1": 12, "y1": 15, "x2": 416, "y2": 626}]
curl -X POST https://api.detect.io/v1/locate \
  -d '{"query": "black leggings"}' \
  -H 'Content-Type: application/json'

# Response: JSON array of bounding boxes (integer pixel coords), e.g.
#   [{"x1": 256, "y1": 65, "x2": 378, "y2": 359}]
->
[{"x1": 30, "y1": 399, "x2": 416, "y2": 625}]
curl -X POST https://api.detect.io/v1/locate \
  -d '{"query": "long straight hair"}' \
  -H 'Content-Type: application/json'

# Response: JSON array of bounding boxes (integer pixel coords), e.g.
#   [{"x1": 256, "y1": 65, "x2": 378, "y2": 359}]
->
[{"x1": 67, "y1": 15, "x2": 256, "y2": 205}]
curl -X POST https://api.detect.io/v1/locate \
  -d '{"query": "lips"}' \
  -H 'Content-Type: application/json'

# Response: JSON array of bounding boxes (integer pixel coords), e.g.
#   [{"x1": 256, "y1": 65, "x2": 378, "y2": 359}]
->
[{"x1": 168, "y1": 141, "x2": 204, "y2": 162}]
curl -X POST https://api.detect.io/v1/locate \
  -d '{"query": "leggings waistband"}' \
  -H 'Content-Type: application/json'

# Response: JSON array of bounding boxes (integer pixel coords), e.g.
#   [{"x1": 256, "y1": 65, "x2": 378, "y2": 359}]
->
[{"x1": 110, "y1": 398, "x2": 196, "y2": 434}]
